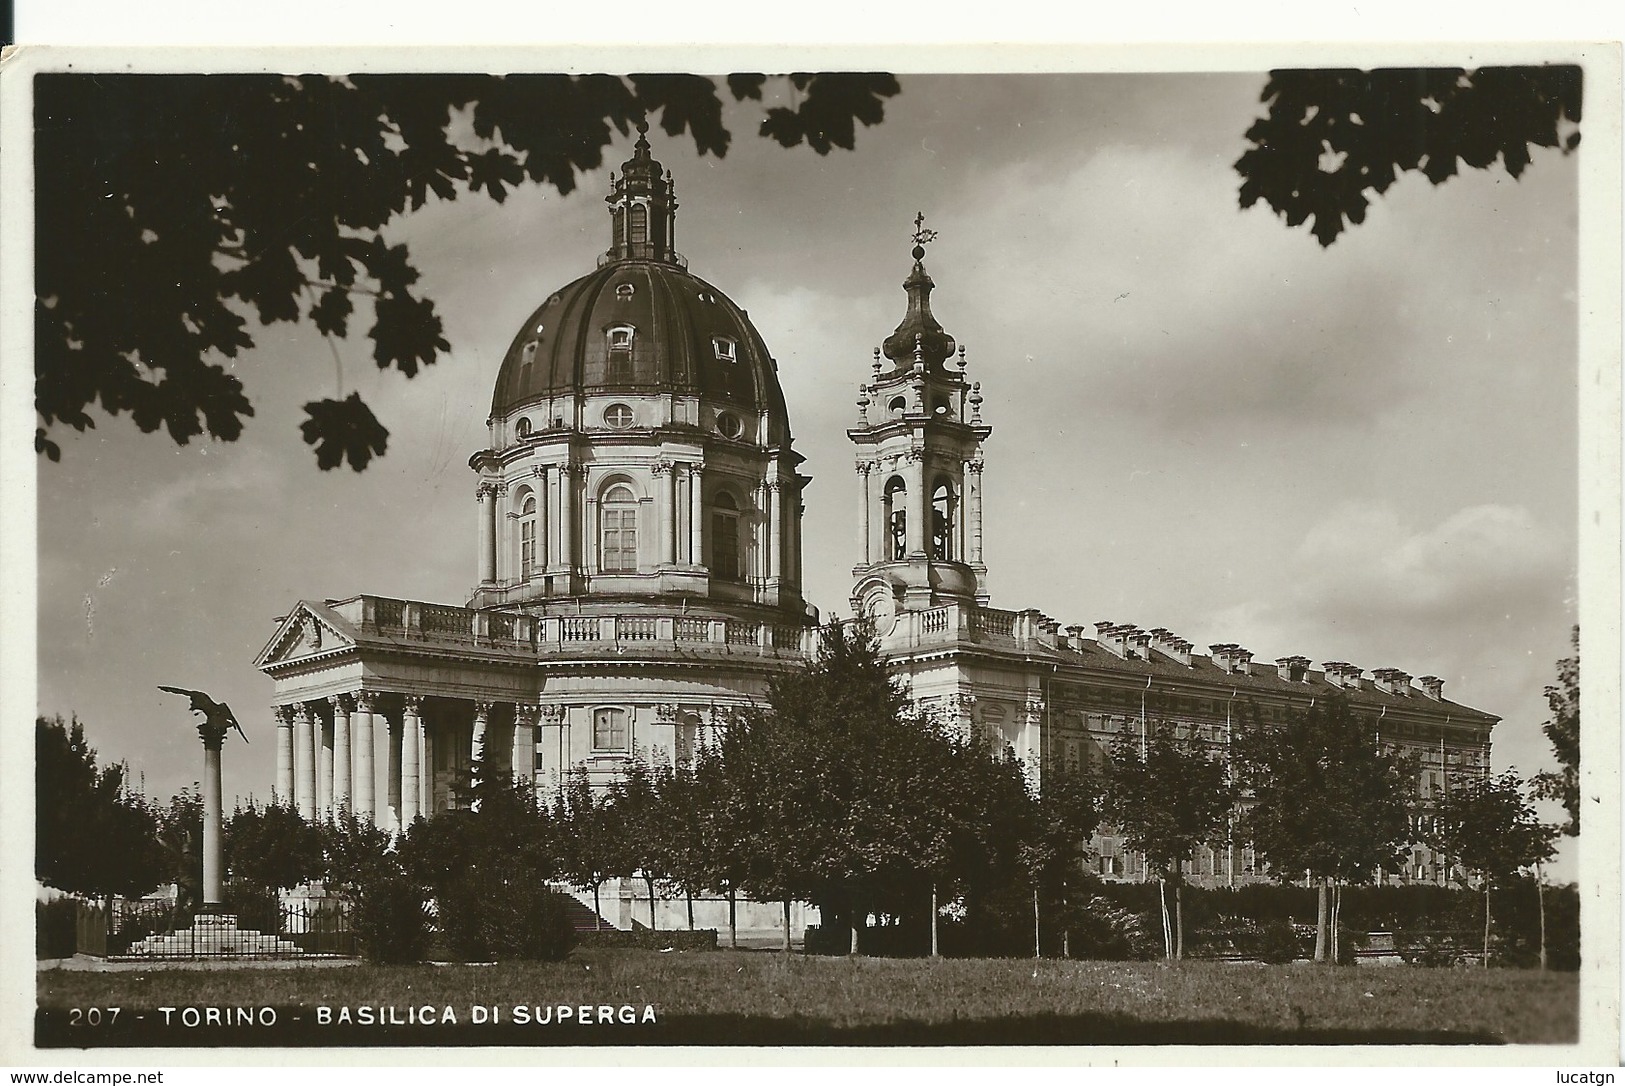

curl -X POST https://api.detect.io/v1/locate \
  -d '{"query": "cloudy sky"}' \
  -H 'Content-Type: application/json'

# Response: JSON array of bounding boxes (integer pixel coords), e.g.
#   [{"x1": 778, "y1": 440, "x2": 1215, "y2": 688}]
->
[{"x1": 25, "y1": 71, "x2": 1583, "y2": 874}]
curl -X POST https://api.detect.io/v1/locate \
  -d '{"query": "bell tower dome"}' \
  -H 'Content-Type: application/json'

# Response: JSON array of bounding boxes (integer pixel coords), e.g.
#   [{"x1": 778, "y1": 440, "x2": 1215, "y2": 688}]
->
[{"x1": 849, "y1": 215, "x2": 992, "y2": 617}]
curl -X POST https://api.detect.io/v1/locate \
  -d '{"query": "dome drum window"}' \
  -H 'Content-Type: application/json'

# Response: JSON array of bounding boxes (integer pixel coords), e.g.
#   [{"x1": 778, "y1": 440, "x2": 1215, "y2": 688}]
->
[
  {"x1": 711, "y1": 491, "x2": 742, "y2": 581},
  {"x1": 514, "y1": 417, "x2": 533, "y2": 439},
  {"x1": 600, "y1": 483, "x2": 638, "y2": 573},
  {"x1": 716, "y1": 412, "x2": 743, "y2": 439},
  {"x1": 593, "y1": 706, "x2": 629, "y2": 752},
  {"x1": 603, "y1": 403, "x2": 634, "y2": 429}
]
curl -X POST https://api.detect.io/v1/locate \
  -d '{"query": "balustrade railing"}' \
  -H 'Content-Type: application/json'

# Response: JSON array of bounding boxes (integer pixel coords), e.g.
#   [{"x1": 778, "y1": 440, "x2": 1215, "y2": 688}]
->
[
  {"x1": 619, "y1": 617, "x2": 659, "y2": 641},
  {"x1": 421, "y1": 604, "x2": 472, "y2": 639},
  {"x1": 675, "y1": 616, "x2": 710, "y2": 641},
  {"x1": 561, "y1": 616, "x2": 600, "y2": 642}
]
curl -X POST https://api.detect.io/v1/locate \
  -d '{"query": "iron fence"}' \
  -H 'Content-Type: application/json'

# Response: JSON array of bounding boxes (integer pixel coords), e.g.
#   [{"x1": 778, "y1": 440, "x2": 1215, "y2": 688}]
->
[{"x1": 83, "y1": 897, "x2": 358, "y2": 959}]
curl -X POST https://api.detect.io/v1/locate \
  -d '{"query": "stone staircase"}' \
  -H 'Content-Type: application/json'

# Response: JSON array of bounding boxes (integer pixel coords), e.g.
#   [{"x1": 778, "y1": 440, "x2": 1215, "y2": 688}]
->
[
  {"x1": 119, "y1": 912, "x2": 307, "y2": 960},
  {"x1": 556, "y1": 894, "x2": 618, "y2": 933}
]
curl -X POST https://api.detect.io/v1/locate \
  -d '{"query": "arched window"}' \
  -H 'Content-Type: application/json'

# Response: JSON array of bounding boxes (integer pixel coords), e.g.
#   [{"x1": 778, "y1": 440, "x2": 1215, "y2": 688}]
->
[
  {"x1": 519, "y1": 494, "x2": 538, "y2": 579},
  {"x1": 888, "y1": 396, "x2": 907, "y2": 417},
  {"x1": 593, "y1": 707, "x2": 629, "y2": 752},
  {"x1": 884, "y1": 476, "x2": 907, "y2": 561},
  {"x1": 601, "y1": 484, "x2": 638, "y2": 573},
  {"x1": 931, "y1": 480, "x2": 954, "y2": 561},
  {"x1": 630, "y1": 204, "x2": 648, "y2": 245},
  {"x1": 514, "y1": 417, "x2": 532, "y2": 439},
  {"x1": 711, "y1": 491, "x2": 741, "y2": 581}
]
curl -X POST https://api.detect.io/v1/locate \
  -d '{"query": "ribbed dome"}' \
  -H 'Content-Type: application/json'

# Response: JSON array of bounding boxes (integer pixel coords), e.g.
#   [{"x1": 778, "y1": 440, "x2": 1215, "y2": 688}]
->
[
  {"x1": 489, "y1": 260, "x2": 788, "y2": 421},
  {"x1": 489, "y1": 127, "x2": 789, "y2": 426}
]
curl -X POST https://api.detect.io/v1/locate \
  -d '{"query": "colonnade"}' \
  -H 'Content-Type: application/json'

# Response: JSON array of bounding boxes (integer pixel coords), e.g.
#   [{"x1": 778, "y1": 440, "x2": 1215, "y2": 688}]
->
[{"x1": 272, "y1": 695, "x2": 546, "y2": 828}]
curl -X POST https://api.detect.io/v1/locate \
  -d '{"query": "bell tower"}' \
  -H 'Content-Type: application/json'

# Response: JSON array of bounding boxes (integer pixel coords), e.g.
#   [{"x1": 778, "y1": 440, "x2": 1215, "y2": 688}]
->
[{"x1": 849, "y1": 215, "x2": 992, "y2": 617}]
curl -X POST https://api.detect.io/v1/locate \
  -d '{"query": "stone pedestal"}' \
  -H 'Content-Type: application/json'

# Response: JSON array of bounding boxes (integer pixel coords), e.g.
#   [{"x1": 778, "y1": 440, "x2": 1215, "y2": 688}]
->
[{"x1": 122, "y1": 913, "x2": 307, "y2": 959}]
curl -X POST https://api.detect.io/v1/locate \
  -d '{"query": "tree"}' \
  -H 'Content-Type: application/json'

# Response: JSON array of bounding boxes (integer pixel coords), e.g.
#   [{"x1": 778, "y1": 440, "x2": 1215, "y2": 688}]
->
[
  {"x1": 607, "y1": 749, "x2": 669, "y2": 931},
  {"x1": 1233, "y1": 696, "x2": 1417, "y2": 963},
  {"x1": 1427, "y1": 770, "x2": 1558, "y2": 968},
  {"x1": 1104, "y1": 728, "x2": 1233, "y2": 959},
  {"x1": 35, "y1": 73, "x2": 900, "y2": 469},
  {"x1": 155, "y1": 787, "x2": 204, "y2": 918},
  {"x1": 223, "y1": 800, "x2": 326, "y2": 894},
  {"x1": 554, "y1": 764, "x2": 622, "y2": 930},
  {"x1": 1533, "y1": 626, "x2": 1580, "y2": 836},
  {"x1": 1014, "y1": 764, "x2": 1102, "y2": 960},
  {"x1": 1237, "y1": 66, "x2": 1581, "y2": 246},
  {"x1": 35, "y1": 715, "x2": 166, "y2": 905}
]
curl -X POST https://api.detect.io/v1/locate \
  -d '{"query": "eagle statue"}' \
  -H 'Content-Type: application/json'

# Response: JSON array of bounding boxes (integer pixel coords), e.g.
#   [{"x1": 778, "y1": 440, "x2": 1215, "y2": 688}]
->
[{"x1": 158, "y1": 686, "x2": 249, "y2": 744}]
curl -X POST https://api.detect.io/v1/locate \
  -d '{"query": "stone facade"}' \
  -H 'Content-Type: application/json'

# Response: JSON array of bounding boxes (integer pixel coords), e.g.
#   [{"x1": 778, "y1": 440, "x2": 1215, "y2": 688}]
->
[{"x1": 256, "y1": 137, "x2": 1498, "y2": 916}]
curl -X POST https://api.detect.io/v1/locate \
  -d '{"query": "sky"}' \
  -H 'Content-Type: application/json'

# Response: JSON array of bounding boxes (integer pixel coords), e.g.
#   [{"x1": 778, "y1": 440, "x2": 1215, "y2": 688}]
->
[{"x1": 22, "y1": 70, "x2": 1586, "y2": 876}]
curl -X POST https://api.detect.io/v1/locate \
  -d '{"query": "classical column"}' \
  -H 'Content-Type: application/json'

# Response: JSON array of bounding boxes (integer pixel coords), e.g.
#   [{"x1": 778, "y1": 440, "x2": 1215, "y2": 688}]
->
[
  {"x1": 472, "y1": 700, "x2": 493, "y2": 767},
  {"x1": 535, "y1": 465, "x2": 551, "y2": 570},
  {"x1": 511, "y1": 704, "x2": 537, "y2": 786},
  {"x1": 967, "y1": 458, "x2": 985, "y2": 564},
  {"x1": 477, "y1": 483, "x2": 497, "y2": 584},
  {"x1": 401, "y1": 696, "x2": 423, "y2": 825},
  {"x1": 419, "y1": 709, "x2": 434, "y2": 818},
  {"x1": 294, "y1": 704, "x2": 316, "y2": 821},
  {"x1": 330, "y1": 694, "x2": 352, "y2": 815},
  {"x1": 274, "y1": 705, "x2": 295, "y2": 805},
  {"x1": 904, "y1": 451, "x2": 926, "y2": 557},
  {"x1": 353, "y1": 691, "x2": 377, "y2": 824},
  {"x1": 655, "y1": 461, "x2": 675, "y2": 566},
  {"x1": 563, "y1": 465, "x2": 580, "y2": 573},
  {"x1": 687, "y1": 464, "x2": 703, "y2": 565},
  {"x1": 386, "y1": 710, "x2": 403, "y2": 832},
  {"x1": 766, "y1": 474, "x2": 782, "y2": 584},
  {"x1": 317, "y1": 707, "x2": 334, "y2": 821}
]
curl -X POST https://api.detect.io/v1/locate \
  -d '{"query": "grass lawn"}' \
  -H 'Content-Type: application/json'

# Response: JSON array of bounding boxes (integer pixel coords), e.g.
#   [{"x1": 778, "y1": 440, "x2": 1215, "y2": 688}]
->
[{"x1": 37, "y1": 950, "x2": 1578, "y2": 1047}]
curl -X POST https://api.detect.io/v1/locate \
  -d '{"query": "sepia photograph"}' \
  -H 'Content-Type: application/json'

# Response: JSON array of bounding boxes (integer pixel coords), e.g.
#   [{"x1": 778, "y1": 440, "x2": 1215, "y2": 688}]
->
[{"x1": 3, "y1": 43, "x2": 1619, "y2": 1064}]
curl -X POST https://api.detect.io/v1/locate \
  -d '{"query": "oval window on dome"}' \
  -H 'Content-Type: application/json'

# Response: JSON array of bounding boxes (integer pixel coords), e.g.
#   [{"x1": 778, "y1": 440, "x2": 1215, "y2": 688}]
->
[
  {"x1": 534, "y1": 323, "x2": 545, "y2": 335},
  {"x1": 604, "y1": 404, "x2": 634, "y2": 429},
  {"x1": 615, "y1": 283, "x2": 636, "y2": 300},
  {"x1": 515, "y1": 417, "x2": 533, "y2": 439},
  {"x1": 697, "y1": 291, "x2": 717, "y2": 304},
  {"x1": 716, "y1": 412, "x2": 743, "y2": 439}
]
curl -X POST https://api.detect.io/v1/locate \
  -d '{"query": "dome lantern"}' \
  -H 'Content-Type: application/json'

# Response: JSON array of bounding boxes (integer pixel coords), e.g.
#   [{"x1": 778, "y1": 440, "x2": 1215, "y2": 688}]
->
[{"x1": 605, "y1": 121, "x2": 680, "y2": 265}]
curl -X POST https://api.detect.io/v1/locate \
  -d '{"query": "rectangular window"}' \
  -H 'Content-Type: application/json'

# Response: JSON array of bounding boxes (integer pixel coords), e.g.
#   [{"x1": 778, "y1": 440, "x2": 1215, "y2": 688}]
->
[
  {"x1": 602, "y1": 509, "x2": 637, "y2": 572},
  {"x1": 593, "y1": 707, "x2": 628, "y2": 752},
  {"x1": 520, "y1": 520, "x2": 536, "y2": 578},
  {"x1": 712, "y1": 512, "x2": 740, "y2": 580}
]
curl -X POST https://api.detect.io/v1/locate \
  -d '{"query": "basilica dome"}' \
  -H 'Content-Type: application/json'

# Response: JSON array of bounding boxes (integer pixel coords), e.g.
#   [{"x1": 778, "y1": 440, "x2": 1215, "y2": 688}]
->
[{"x1": 488, "y1": 129, "x2": 788, "y2": 428}]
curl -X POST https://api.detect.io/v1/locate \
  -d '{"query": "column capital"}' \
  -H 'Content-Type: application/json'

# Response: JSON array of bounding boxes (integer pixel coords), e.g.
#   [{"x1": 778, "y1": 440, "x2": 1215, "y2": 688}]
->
[
  {"x1": 274, "y1": 704, "x2": 298, "y2": 726},
  {"x1": 297, "y1": 702, "x2": 318, "y2": 724},
  {"x1": 473, "y1": 699, "x2": 495, "y2": 721},
  {"x1": 476, "y1": 481, "x2": 496, "y2": 501},
  {"x1": 765, "y1": 477, "x2": 782, "y2": 492},
  {"x1": 531, "y1": 463, "x2": 546, "y2": 478},
  {"x1": 403, "y1": 694, "x2": 425, "y2": 715},
  {"x1": 965, "y1": 458, "x2": 985, "y2": 475},
  {"x1": 354, "y1": 691, "x2": 378, "y2": 713},
  {"x1": 651, "y1": 458, "x2": 675, "y2": 477},
  {"x1": 513, "y1": 702, "x2": 540, "y2": 726},
  {"x1": 537, "y1": 704, "x2": 565, "y2": 725},
  {"x1": 855, "y1": 459, "x2": 877, "y2": 476},
  {"x1": 329, "y1": 693, "x2": 353, "y2": 713},
  {"x1": 655, "y1": 702, "x2": 678, "y2": 723}
]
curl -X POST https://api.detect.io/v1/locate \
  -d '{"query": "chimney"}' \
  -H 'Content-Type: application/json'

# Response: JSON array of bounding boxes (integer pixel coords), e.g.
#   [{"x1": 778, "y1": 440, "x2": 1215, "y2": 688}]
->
[
  {"x1": 1149, "y1": 628, "x2": 1193, "y2": 667},
  {"x1": 1372, "y1": 667, "x2": 1413, "y2": 697},
  {"x1": 1065, "y1": 624, "x2": 1087, "y2": 651},
  {"x1": 1098, "y1": 623, "x2": 1143, "y2": 660},
  {"x1": 1131, "y1": 629, "x2": 1153, "y2": 660},
  {"x1": 1276, "y1": 655, "x2": 1310, "y2": 683},
  {"x1": 1209, "y1": 643, "x2": 1254, "y2": 676},
  {"x1": 1418, "y1": 675, "x2": 1445, "y2": 700},
  {"x1": 1322, "y1": 662, "x2": 1363, "y2": 690}
]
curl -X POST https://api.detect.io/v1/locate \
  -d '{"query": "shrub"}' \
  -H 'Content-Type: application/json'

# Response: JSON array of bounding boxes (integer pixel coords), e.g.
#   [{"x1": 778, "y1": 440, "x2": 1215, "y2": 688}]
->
[
  {"x1": 352, "y1": 873, "x2": 431, "y2": 964},
  {"x1": 37, "y1": 898, "x2": 80, "y2": 959},
  {"x1": 435, "y1": 867, "x2": 578, "y2": 962},
  {"x1": 1252, "y1": 918, "x2": 1304, "y2": 964}
]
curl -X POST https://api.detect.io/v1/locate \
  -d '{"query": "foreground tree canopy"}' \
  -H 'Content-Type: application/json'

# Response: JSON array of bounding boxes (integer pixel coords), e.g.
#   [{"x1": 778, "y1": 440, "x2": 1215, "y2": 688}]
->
[
  {"x1": 1237, "y1": 66, "x2": 1581, "y2": 246},
  {"x1": 1532, "y1": 626, "x2": 1580, "y2": 836},
  {"x1": 35, "y1": 72, "x2": 900, "y2": 470}
]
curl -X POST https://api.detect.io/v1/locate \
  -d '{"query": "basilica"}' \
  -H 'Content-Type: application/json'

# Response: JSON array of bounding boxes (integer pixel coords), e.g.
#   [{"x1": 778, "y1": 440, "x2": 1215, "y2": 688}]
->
[{"x1": 255, "y1": 132, "x2": 1498, "y2": 924}]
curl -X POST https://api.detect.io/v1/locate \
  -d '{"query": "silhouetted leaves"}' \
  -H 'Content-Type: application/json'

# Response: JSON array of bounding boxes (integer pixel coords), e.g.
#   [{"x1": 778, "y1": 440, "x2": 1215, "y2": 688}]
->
[
  {"x1": 35, "y1": 72, "x2": 900, "y2": 468},
  {"x1": 1532, "y1": 627, "x2": 1580, "y2": 836},
  {"x1": 300, "y1": 392, "x2": 389, "y2": 471},
  {"x1": 1237, "y1": 66, "x2": 1581, "y2": 245}
]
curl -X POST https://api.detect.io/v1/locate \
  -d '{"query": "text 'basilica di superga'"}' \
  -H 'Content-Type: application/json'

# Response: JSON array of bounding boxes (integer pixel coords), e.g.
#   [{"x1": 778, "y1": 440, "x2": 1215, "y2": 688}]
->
[{"x1": 255, "y1": 131, "x2": 1498, "y2": 934}]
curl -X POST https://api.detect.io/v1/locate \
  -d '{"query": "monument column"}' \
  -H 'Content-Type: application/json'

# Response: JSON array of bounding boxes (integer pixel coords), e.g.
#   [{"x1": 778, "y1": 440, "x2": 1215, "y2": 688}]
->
[
  {"x1": 199, "y1": 724, "x2": 226, "y2": 912},
  {"x1": 274, "y1": 705, "x2": 295, "y2": 805},
  {"x1": 330, "y1": 694, "x2": 352, "y2": 815},
  {"x1": 402, "y1": 696, "x2": 423, "y2": 824},
  {"x1": 353, "y1": 691, "x2": 377, "y2": 824},
  {"x1": 295, "y1": 703, "x2": 316, "y2": 821}
]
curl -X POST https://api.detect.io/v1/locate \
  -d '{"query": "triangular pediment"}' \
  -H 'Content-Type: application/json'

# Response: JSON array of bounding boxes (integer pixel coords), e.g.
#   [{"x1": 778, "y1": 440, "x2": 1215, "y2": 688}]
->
[{"x1": 255, "y1": 602, "x2": 357, "y2": 669}]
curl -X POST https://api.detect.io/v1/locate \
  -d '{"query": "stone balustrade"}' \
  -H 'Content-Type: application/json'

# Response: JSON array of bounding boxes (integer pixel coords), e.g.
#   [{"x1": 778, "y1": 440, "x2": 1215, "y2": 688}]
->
[{"x1": 326, "y1": 594, "x2": 814, "y2": 658}]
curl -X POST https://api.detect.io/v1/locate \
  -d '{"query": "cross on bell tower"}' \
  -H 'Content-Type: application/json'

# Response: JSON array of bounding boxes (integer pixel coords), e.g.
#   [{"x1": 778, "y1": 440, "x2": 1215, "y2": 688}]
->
[{"x1": 848, "y1": 214, "x2": 992, "y2": 616}]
